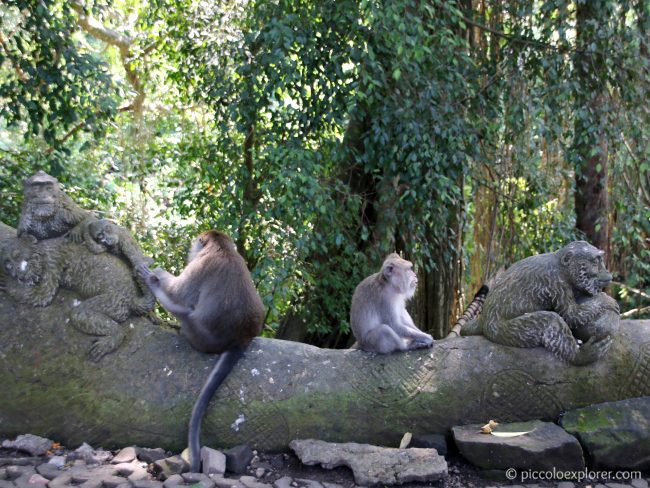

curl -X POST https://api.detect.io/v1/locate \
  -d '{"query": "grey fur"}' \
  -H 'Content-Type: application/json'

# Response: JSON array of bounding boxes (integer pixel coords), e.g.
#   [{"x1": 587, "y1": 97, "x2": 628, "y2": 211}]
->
[
  {"x1": 136, "y1": 230, "x2": 264, "y2": 353},
  {"x1": 461, "y1": 241, "x2": 619, "y2": 365},
  {"x1": 17, "y1": 171, "x2": 94, "y2": 240},
  {"x1": 350, "y1": 253, "x2": 433, "y2": 354},
  {"x1": 1, "y1": 235, "x2": 155, "y2": 362}
]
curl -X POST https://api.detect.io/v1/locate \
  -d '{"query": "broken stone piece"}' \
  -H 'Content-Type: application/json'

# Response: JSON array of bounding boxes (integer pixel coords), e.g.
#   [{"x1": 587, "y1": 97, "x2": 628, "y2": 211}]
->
[
  {"x1": 1, "y1": 435, "x2": 53, "y2": 457},
  {"x1": 290, "y1": 439, "x2": 447, "y2": 486}
]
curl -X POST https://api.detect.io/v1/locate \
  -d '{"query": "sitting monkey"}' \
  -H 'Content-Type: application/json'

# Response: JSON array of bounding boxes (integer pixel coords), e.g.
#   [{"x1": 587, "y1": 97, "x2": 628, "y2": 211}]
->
[
  {"x1": 350, "y1": 253, "x2": 434, "y2": 353},
  {"x1": 137, "y1": 230, "x2": 264, "y2": 472},
  {"x1": 461, "y1": 241, "x2": 618, "y2": 365}
]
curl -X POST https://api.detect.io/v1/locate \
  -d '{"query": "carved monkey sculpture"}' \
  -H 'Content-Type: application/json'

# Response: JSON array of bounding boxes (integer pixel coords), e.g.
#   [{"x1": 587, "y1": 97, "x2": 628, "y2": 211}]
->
[
  {"x1": 80, "y1": 218, "x2": 154, "y2": 268},
  {"x1": 461, "y1": 241, "x2": 619, "y2": 365},
  {"x1": 1, "y1": 235, "x2": 155, "y2": 362},
  {"x1": 137, "y1": 230, "x2": 264, "y2": 472},
  {"x1": 18, "y1": 171, "x2": 94, "y2": 240},
  {"x1": 350, "y1": 253, "x2": 434, "y2": 353}
]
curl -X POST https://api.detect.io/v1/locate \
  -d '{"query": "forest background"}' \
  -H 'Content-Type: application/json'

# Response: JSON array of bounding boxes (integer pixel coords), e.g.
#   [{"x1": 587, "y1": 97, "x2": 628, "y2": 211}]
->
[{"x1": 1, "y1": 0, "x2": 648, "y2": 347}]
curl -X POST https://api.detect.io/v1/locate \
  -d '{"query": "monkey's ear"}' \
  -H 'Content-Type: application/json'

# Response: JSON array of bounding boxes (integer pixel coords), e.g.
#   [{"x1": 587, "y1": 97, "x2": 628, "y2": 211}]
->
[
  {"x1": 560, "y1": 251, "x2": 573, "y2": 267},
  {"x1": 383, "y1": 263, "x2": 395, "y2": 279}
]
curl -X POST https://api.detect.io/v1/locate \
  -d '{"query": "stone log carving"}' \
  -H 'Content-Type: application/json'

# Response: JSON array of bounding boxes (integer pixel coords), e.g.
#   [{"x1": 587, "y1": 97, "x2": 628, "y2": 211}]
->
[
  {"x1": 1, "y1": 173, "x2": 155, "y2": 361},
  {"x1": 1, "y1": 218, "x2": 649, "y2": 452},
  {"x1": 1, "y1": 235, "x2": 155, "y2": 362}
]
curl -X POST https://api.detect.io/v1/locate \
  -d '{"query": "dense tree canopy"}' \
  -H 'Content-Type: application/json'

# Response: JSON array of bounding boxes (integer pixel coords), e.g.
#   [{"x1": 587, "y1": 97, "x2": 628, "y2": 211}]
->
[{"x1": 1, "y1": 0, "x2": 648, "y2": 346}]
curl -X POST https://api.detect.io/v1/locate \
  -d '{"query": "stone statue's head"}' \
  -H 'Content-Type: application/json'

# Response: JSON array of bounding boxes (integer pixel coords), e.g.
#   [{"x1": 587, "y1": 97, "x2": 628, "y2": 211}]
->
[
  {"x1": 2, "y1": 235, "x2": 43, "y2": 286},
  {"x1": 557, "y1": 240, "x2": 612, "y2": 296}
]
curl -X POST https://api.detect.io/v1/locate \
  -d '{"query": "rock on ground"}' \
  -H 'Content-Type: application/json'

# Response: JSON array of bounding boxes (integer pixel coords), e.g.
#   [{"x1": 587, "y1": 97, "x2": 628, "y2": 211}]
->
[
  {"x1": 452, "y1": 420, "x2": 585, "y2": 471},
  {"x1": 1, "y1": 436, "x2": 53, "y2": 457},
  {"x1": 290, "y1": 439, "x2": 447, "y2": 486},
  {"x1": 560, "y1": 396, "x2": 650, "y2": 470}
]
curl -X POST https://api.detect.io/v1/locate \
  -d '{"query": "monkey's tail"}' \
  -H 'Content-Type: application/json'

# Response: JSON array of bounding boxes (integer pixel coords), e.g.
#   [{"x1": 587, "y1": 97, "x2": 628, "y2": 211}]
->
[
  {"x1": 446, "y1": 285, "x2": 489, "y2": 338},
  {"x1": 188, "y1": 344, "x2": 246, "y2": 473}
]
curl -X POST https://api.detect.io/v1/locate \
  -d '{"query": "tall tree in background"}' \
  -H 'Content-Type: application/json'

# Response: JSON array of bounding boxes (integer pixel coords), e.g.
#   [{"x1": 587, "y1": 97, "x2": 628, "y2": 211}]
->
[{"x1": 572, "y1": 0, "x2": 612, "y2": 253}]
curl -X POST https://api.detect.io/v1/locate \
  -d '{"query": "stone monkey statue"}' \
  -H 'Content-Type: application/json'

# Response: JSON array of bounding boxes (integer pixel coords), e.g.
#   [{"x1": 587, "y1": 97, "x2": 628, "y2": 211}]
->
[
  {"x1": 137, "y1": 230, "x2": 264, "y2": 472},
  {"x1": 1, "y1": 235, "x2": 155, "y2": 362},
  {"x1": 350, "y1": 253, "x2": 434, "y2": 353},
  {"x1": 79, "y1": 218, "x2": 154, "y2": 268},
  {"x1": 17, "y1": 171, "x2": 94, "y2": 240},
  {"x1": 461, "y1": 241, "x2": 619, "y2": 365}
]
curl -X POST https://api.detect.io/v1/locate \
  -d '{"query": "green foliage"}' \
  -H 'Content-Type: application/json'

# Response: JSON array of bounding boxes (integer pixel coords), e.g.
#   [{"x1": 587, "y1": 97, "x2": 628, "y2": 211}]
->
[
  {"x1": 0, "y1": 1, "x2": 117, "y2": 157},
  {"x1": 1, "y1": 0, "x2": 649, "y2": 339}
]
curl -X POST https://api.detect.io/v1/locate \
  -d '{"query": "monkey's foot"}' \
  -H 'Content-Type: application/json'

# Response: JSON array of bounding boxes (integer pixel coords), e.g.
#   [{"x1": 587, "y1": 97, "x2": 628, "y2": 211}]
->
[
  {"x1": 88, "y1": 336, "x2": 120, "y2": 363},
  {"x1": 410, "y1": 335, "x2": 434, "y2": 350},
  {"x1": 570, "y1": 335, "x2": 612, "y2": 366}
]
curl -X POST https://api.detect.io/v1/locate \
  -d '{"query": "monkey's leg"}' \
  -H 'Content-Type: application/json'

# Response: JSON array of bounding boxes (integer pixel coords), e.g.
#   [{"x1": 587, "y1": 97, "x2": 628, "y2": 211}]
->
[
  {"x1": 362, "y1": 325, "x2": 409, "y2": 354},
  {"x1": 485, "y1": 311, "x2": 611, "y2": 365},
  {"x1": 70, "y1": 295, "x2": 128, "y2": 362}
]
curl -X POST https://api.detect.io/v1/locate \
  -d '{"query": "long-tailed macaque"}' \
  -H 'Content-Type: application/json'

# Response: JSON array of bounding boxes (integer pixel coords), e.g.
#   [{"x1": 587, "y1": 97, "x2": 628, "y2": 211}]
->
[
  {"x1": 137, "y1": 230, "x2": 264, "y2": 472},
  {"x1": 350, "y1": 253, "x2": 433, "y2": 353}
]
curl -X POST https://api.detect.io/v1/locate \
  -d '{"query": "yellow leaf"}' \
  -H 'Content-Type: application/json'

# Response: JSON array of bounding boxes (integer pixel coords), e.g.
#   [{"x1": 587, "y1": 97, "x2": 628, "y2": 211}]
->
[{"x1": 480, "y1": 419, "x2": 499, "y2": 433}]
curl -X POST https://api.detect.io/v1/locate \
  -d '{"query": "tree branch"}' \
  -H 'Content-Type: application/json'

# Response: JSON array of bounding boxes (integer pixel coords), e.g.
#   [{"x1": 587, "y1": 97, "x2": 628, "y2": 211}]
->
[{"x1": 70, "y1": 1, "x2": 145, "y2": 118}]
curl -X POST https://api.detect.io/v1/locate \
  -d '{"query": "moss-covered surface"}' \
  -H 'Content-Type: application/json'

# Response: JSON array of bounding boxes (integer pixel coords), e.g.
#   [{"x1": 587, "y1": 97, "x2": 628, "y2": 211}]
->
[{"x1": 560, "y1": 397, "x2": 650, "y2": 470}]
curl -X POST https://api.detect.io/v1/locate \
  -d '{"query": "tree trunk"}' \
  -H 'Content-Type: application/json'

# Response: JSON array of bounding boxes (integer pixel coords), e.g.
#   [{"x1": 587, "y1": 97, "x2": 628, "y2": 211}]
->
[{"x1": 573, "y1": 0, "x2": 611, "y2": 253}]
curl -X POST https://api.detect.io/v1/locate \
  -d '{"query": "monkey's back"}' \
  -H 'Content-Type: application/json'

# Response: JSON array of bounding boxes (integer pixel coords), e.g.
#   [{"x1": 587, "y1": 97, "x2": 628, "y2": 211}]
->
[
  {"x1": 479, "y1": 252, "x2": 567, "y2": 328},
  {"x1": 182, "y1": 251, "x2": 264, "y2": 354},
  {"x1": 350, "y1": 272, "x2": 394, "y2": 339}
]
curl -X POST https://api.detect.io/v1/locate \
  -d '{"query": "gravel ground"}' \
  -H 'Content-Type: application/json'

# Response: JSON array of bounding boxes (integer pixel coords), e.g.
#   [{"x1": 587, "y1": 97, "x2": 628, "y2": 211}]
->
[{"x1": 0, "y1": 441, "x2": 648, "y2": 488}]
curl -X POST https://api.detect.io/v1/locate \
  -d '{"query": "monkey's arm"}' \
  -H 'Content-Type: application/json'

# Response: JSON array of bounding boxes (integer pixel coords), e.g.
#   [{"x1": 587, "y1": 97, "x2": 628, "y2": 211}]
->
[
  {"x1": 554, "y1": 288, "x2": 615, "y2": 330},
  {"x1": 67, "y1": 216, "x2": 97, "y2": 244},
  {"x1": 119, "y1": 234, "x2": 154, "y2": 267},
  {"x1": 395, "y1": 312, "x2": 434, "y2": 348},
  {"x1": 136, "y1": 264, "x2": 193, "y2": 319}
]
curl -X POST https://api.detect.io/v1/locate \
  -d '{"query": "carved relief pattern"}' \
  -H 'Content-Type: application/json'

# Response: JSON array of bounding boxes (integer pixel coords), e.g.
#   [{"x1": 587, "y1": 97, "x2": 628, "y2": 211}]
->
[
  {"x1": 346, "y1": 351, "x2": 447, "y2": 407},
  {"x1": 482, "y1": 369, "x2": 563, "y2": 422},
  {"x1": 621, "y1": 341, "x2": 650, "y2": 398}
]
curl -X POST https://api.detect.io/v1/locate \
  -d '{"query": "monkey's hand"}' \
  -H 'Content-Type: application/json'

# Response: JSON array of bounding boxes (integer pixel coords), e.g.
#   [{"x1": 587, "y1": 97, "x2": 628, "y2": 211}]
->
[
  {"x1": 66, "y1": 222, "x2": 87, "y2": 243},
  {"x1": 570, "y1": 335, "x2": 612, "y2": 366},
  {"x1": 135, "y1": 263, "x2": 159, "y2": 288}
]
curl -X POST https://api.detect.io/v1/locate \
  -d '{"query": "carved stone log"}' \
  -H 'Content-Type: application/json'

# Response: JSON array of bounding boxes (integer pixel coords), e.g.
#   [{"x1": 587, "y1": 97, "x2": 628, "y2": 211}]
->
[{"x1": 1, "y1": 222, "x2": 650, "y2": 452}]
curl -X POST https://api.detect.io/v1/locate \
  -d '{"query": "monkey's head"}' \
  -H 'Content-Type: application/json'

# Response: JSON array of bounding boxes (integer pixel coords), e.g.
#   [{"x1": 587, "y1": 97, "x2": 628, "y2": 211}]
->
[
  {"x1": 22, "y1": 171, "x2": 63, "y2": 219},
  {"x1": 382, "y1": 253, "x2": 418, "y2": 299},
  {"x1": 557, "y1": 241, "x2": 612, "y2": 297},
  {"x1": 1, "y1": 235, "x2": 43, "y2": 286},
  {"x1": 188, "y1": 230, "x2": 237, "y2": 262},
  {"x1": 89, "y1": 219, "x2": 119, "y2": 247}
]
